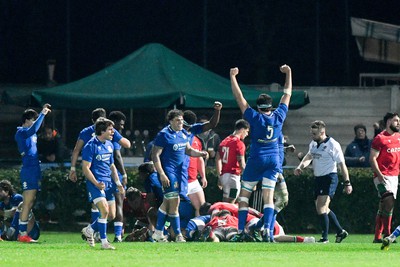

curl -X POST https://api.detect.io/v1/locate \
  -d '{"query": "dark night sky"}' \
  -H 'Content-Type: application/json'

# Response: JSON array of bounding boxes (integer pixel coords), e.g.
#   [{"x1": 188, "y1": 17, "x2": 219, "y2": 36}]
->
[{"x1": 1, "y1": 0, "x2": 399, "y2": 87}]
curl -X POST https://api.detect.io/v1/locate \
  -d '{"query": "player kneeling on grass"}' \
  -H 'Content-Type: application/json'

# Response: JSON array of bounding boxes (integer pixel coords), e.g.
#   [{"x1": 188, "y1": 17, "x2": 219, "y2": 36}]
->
[
  {"x1": 0, "y1": 179, "x2": 39, "y2": 242},
  {"x1": 1, "y1": 202, "x2": 40, "y2": 242}
]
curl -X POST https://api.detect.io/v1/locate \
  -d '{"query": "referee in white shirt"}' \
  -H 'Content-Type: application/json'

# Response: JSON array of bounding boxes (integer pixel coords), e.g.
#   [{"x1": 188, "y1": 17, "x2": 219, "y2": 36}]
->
[{"x1": 294, "y1": 120, "x2": 353, "y2": 243}]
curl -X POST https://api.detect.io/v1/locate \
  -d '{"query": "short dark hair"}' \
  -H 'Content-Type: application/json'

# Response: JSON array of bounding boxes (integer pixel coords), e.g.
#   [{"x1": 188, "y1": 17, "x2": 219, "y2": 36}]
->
[
  {"x1": 125, "y1": 187, "x2": 142, "y2": 202},
  {"x1": 235, "y1": 119, "x2": 250, "y2": 130},
  {"x1": 311, "y1": 120, "x2": 326, "y2": 130},
  {"x1": 92, "y1": 108, "x2": 106, "y2": 123},
  {"x1": 166, "y1": 109, "x2": 183, "y2": 122},
  {"x1": 21, "y1": 109, "x2": 38, "y2": 123},
  {"x1": 384, "y1": 112, "x2": 399, "y2": 126},
  {"x1": 0, "y1": 180, "x2": 15, "y2": 196},
  {"x1": 199, "y1": 202, "x2": 211, "y2": 216},
  {"x1": 109, "y1": 111, "x2": 126, "y2": 123},
  {"x1": 256, "y1": 94, "x2": 273, "y2": 111},
  {"x1": 354, "y1": 124, "x2": 366, "y2": 134},
  {"x1": 138, "y1": 162, "x2": 155, "y2": 174},
  {"x1": 183, "y1": 110, "x2": 197, "y2": 126},
  {"x1": 94, "y1": 117, "x2": 114, "y2": 136}
]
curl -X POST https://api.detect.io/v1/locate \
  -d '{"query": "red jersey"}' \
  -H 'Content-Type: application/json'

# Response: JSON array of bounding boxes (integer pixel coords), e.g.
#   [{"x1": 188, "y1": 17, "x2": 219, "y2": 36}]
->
[
  {"x1": 123, "y1": 193, "x2": 153, "y2": 224},
  {"x1": 218, "y1": 135, "x2": 246, "y2": 175},
  {"x1": 209, "y1": 202, "x2": 262, "y2": 222},
  {"x1": 371, "y1": 131, "x2": 400, "y2": 176},
  {"x1": 206, "y1": 214, "x2": 238, "y2": 229},
  {"x1": 188, "y1": 136, "x2": 203, "y2": 183}
]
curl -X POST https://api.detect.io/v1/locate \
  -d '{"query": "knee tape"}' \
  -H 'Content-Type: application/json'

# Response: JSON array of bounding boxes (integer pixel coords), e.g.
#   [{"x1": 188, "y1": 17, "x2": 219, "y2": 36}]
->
[
  {"x1": 164, "y1": 192, "x2": 179, "y2": 200},
  {"x1": 238, "y1": 197, "x2": 249, "y2": 204}
]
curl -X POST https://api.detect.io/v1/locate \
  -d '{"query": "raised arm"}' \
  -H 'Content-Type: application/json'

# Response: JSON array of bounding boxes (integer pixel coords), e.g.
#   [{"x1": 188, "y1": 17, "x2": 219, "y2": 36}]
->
[
  {"x1": 202, "y1": 101, "x2": 223, "y2": 132},
  {"x1": 279, "y1": 64, "x2": 292, "y2": 107},
  {"x1": 230, "y1": 68, "x2": 249, "y2": 114}
]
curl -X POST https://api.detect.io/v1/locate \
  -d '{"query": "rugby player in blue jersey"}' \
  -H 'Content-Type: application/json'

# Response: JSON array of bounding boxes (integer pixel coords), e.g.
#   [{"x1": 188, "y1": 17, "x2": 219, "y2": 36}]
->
[
  {"x1": 151, "y1": 109, "x2": 209, "y2": 242},
  {"x1": 80, "y1": 118, "x2": 125, "y2": 250},
  {"x1": 14, "y1": 104, "x2": 51, "y2": 243},
  {"x1": 0, "y1": 180, "x2": 40, "y2": 242},
  {"x1": 230, "y1": 65, "x2": 292, "y2": 242},
  {"x1": 68, "y1": 108, "x2": 130, "y2": 240}
]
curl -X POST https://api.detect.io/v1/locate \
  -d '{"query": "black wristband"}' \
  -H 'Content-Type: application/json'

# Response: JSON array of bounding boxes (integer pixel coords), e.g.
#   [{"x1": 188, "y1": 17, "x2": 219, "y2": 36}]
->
[{"x1": 343, "y1": 180, "x2": 351, "y2": 186}]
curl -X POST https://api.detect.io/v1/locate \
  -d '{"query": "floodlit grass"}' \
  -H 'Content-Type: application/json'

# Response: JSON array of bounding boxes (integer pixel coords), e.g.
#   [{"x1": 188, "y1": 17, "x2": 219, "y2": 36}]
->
[{"x1": 0, "y1": 232, "x2": 397, "y2": 267}]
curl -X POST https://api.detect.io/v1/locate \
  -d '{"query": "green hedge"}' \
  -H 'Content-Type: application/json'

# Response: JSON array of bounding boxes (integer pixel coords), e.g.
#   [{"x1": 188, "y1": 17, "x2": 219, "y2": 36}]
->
[{"x1": 0, "y1": 167, "x2": 396, "y2": 234}]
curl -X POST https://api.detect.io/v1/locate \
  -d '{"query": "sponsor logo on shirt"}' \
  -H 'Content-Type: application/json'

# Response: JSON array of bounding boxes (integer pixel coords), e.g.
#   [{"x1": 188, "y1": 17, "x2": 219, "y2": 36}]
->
[
  {"x1": 172, "y1": 143, "x2": 187, "y2": 151},
  {"x1": 387, "y1": 147, "x2": 400, "y2": 153},
  {"x1": 96, "y1": 153, "x2": 112, "y2": 161}
]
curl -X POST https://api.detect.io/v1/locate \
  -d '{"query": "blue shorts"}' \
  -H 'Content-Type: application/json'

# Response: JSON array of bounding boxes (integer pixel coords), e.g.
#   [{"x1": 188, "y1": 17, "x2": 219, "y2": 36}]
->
[
  {"x1": 20, "y1": 165, "x2": 42, "y2": 191},
  {"x1": 242, "y1": 155, "x2": 280, "y2": 182},
  {"x1": 86, "y1": 180, "x2": 116, "y2": 203},
  {"x1": 179, "y1": 199, "x2": 194, "y2": 229},
  {"x1": 314, "y1": 173, "x2": 338, "y2": 200},
  {"x1": 160, "y1": 171, "x2": 181, "y2": 195}
]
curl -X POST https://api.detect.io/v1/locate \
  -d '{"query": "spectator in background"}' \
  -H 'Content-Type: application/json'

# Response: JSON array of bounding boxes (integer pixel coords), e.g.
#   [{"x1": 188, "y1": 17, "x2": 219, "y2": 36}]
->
[
  {"x1": 373, "y1": 120, "x2": 385, "y2": 137},
  {"x1": 344, "y1": 124, "x2": 372, "y2": 167},
  {"x1": 37, "y1": 125, "x2": 69, "y2": 163},
  {"x1": 197, "y1": 115, "x2": 221, "y2": 167}
]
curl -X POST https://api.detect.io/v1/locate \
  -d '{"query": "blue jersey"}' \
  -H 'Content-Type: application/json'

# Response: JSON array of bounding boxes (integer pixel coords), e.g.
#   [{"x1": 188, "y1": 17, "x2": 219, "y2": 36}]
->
[
  {"x1": 185, "y1": 215, "x2": 211, "y2": 240},
  {"x1": 0, "y1": 193, "x2": 23, "y2": 210},
  {"x1": 15, "y1": 113, "x2": 45, "y2": 167},
  {"x1": 244, "y1": 104, "x2": 288, "y2": 157},
  {"x1": 154, "y1": 125, "x2": 189, "y2": 179},
  {"x1": 82, "y1": 137, "x2": 114, "y2": 182},
  {"x1": 78, "y1": 124, "x2": 123, "y2": 145}
]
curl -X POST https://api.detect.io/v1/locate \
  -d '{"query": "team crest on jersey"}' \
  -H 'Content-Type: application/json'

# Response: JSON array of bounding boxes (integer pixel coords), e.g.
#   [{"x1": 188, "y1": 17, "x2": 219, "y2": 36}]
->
[
  {"x1": 32, "y1": 136, "x2": 37, "y2": 143},
  {"x1": 107, "y1": 146, "x2": 113, "y2": 152}
]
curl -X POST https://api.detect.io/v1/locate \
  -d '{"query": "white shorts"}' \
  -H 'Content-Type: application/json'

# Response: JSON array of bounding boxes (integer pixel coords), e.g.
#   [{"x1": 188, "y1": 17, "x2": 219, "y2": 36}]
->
[
  {"x1": 220, "y1": 173, "x2": 241, "y2": 199},
  {"x1": 187, "y1": 180, "x2": 203, "y2": 195},
  {"x1": 374, "y1": 175, "x2": 398, "y2": 199}
]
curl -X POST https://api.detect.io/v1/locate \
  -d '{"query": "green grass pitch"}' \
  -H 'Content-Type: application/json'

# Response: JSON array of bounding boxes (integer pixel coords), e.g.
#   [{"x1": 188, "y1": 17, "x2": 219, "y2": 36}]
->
[{"x1": 0, "y1": 232, "x2": 397, "y2": 267}]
